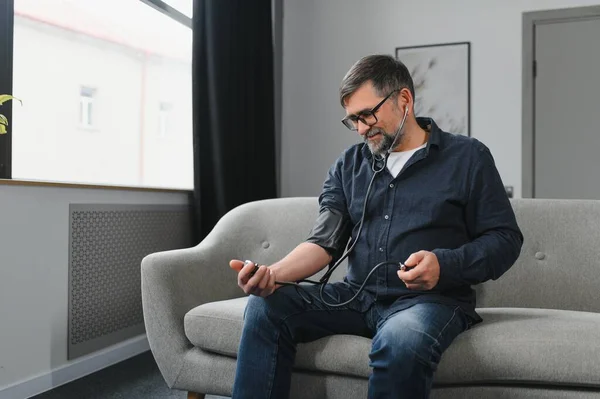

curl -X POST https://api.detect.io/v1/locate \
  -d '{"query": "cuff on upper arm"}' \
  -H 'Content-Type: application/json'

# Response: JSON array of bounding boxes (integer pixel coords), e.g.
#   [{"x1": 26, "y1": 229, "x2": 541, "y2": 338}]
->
[{"x1": 305, "y1": 207, "x2": 351, "y2": 257}]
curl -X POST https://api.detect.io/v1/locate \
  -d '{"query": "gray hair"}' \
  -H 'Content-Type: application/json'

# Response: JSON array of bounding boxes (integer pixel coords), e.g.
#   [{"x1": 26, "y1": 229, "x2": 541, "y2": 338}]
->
[{"x1": 339, "y1": 54, "x2": 415, "y2": 107}]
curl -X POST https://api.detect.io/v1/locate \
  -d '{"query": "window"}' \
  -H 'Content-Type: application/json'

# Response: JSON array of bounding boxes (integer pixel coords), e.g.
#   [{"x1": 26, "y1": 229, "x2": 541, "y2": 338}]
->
[
  {"x1": 79, "y1": 86, "x2": 96, "y2": 128},
  {"x1": 158, "y1": 101, "x2": 172, "y2": 138},
  {"x1": 2, "y1": 0, "x2": 193, "y2": 190}
]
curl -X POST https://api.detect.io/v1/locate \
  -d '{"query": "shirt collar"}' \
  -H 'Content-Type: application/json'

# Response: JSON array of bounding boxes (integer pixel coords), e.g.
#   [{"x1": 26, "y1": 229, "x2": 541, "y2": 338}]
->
[{"x1": 417, "y1": 117, "x2": 441, "y2": 149}]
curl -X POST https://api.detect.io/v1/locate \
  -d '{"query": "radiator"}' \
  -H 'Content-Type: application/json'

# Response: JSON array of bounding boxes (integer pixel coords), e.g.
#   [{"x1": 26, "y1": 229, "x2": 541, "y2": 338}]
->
[{"x1": 68, "y1": 203, "x2": 192, "y2": 359}]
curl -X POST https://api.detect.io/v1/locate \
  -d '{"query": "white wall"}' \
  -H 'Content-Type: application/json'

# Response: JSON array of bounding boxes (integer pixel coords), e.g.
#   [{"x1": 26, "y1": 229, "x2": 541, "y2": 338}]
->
[
  {"x1": 0, "y1": 185, "x2": 189, "y2": 398},
  {"x1": 142, "y1": 57, "x2": 193, "y2": 189},
  {"x1": 281, "y1": 0, "x2": 600, "y2": 198},
  {"x1": 12, "y1": 19, "x2": 142, "y2": 186}
]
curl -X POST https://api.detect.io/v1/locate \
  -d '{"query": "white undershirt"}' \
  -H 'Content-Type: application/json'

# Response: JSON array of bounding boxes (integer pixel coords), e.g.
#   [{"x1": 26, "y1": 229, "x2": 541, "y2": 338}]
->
[{"x1": 386, "y1": 143, "x2": 427, "y2": 178}]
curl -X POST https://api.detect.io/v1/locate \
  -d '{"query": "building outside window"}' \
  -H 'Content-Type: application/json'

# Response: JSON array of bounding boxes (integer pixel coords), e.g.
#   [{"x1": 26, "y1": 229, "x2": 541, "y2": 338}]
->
[{"x1": 10, "y1": 0, "x2": 193, "y2": 189}]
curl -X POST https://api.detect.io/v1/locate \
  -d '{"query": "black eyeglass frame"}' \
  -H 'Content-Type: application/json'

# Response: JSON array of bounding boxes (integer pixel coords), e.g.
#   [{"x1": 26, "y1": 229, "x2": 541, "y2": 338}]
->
[{"x1": 341, "y1": 89, "x2": 399, "y2": 131}]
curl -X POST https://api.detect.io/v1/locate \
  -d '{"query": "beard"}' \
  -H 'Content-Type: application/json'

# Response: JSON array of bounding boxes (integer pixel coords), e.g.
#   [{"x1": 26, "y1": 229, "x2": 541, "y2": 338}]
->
[{"x1": 364, "y1": 123, "x2": 405, "y2": 156}]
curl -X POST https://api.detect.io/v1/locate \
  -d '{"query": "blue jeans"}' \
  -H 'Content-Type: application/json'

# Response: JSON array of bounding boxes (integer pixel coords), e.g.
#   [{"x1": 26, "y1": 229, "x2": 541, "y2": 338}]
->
[{"x1": 232, "y1": 282, "x2": 469, "y2": 399}]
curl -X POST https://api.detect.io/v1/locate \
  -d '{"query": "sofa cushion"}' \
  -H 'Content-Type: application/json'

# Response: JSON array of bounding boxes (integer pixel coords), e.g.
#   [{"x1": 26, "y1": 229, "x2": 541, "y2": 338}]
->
[
  {"x1": 184, "y1": 297, "x2": 247, "y2": 357},
  {"x1": 184, "y1": 298, "x2": 600, "y2": 387},
  {"x1": 184, "y1": 297, "x2": 373, "y2": 377},
  {"x1": 437, "y1": 307, "x2": 600, "y2": 387}
]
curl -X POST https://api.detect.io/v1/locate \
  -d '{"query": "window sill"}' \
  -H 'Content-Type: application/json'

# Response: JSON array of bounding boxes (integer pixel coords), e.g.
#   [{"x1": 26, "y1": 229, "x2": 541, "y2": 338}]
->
[{"x1": 0, "y1": 178, "x2": 193, "y2": 193}]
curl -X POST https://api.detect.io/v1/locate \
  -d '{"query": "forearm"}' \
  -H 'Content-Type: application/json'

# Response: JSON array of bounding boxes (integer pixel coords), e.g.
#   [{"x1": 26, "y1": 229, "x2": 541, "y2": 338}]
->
[
  {"x1": 433, "y1": 228, "x2": 523, "y2": 290},
  {"x1": 270, "y1": 242, "x2": 332, "y2": 282}
]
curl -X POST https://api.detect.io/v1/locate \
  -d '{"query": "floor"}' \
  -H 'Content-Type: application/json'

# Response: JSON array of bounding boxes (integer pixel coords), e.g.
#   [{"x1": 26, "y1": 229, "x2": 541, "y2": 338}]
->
[{"x1": 30, "y1": 351, "x2": 230, "y2": 399}]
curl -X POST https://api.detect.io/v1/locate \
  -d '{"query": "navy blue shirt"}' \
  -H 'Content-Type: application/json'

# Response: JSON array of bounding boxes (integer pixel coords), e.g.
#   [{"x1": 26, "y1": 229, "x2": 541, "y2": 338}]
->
[{"x1": 307, "y1": 118, "x2": 523, "y2": 324}]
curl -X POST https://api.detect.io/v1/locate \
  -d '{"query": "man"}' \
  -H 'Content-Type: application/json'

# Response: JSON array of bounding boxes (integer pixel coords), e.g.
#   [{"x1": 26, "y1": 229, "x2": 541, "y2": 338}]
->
[{"x1": 229, "y1": 54, "x2": 523, "y2": 398}]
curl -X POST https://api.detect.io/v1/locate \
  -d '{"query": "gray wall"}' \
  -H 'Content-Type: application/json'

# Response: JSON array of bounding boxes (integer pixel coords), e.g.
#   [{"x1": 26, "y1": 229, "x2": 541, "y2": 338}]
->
[
  {"x1": 0, "y1": 184, "x2": 188, "y2": 396},
  {"x1": 280, "y1": 0, "x2": 600, "y2": 199}
]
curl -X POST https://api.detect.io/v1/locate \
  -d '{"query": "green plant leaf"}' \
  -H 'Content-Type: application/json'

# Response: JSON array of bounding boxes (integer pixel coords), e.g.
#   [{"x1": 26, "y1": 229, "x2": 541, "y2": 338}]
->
[
  {"x1": 0, "y1": 113, "x2": 7, "y2": 135},
  {"x1": 0, "y1": 94, "x2": 22, "y2": 106}
]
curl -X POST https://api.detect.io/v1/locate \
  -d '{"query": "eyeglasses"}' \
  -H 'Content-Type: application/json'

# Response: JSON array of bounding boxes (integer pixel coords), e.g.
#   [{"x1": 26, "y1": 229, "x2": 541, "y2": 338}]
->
[{"x1": 341, "y1": 90, "x2": 398, "y2": 131}]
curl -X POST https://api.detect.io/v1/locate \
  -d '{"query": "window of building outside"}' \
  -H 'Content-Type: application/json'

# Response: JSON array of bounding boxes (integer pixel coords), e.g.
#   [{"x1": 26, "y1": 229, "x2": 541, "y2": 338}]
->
[
  {"x1": 11, "y1": 0, "x2": 193, "y2": 190},
  {"x1": 158, "y1": 101, "x2": 172, "y2": 138},
  {"x1": 79, "y1": 86, "x2": 96, "y2": 128}
]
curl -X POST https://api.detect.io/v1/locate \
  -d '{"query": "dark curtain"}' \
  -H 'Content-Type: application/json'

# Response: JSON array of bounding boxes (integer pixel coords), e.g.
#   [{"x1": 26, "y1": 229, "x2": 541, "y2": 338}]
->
[{"x1": 191, "y1": 0, "x2": 277, "y2": 244}]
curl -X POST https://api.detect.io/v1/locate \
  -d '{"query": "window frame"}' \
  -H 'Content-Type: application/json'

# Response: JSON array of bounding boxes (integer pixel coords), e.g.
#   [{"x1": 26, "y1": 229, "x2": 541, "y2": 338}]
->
[
  {"x1": 0, "y1": 0, "x2": 14, "y2": 179},
  {"x1": 139, "y1": 0, "x2": 192, "y2": 28},
  {"x1": 0, "y1": 0, "x2": 192, "y2": 182}
]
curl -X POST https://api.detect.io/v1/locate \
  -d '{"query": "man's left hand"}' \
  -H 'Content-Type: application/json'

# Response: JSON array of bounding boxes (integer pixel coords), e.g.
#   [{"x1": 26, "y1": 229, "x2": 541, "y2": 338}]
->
[{"x1": 397, "y1": 250, "x2": 440, "y2": 290}]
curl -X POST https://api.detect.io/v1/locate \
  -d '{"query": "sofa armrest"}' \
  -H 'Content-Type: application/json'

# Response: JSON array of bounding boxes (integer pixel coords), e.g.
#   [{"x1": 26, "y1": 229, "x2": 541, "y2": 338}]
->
[
  {"x1": 141, "y1": 197, "x2": 321, "y2": 388},
  {"x1": 141, "y1": 241, "x2": 243, "y2": 388}
]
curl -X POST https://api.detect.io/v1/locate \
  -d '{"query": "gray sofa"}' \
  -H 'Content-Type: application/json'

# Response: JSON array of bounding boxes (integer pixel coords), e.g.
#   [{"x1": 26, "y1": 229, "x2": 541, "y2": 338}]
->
[{"x1": 141, "y1": 197, "x2": 600, "y2": 398}]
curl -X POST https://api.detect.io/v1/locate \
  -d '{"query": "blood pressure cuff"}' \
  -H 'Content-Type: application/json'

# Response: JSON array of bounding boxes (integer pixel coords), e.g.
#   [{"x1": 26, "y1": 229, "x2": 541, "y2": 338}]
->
[{"x1": 305, "y1": 207, "x2": 352, "y2": 266}]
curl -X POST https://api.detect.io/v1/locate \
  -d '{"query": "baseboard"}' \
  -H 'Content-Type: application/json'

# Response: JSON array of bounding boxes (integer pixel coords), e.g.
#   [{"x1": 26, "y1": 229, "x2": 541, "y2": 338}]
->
[{"x1": 0, "y1": 334, "x2": 150, "y2": 399}]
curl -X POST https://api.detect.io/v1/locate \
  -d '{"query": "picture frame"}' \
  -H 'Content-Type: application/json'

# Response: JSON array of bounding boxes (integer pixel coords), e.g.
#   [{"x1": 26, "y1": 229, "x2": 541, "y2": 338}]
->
[{"x1": 395, "y1": 41, "x2": 471, "y2": 136}]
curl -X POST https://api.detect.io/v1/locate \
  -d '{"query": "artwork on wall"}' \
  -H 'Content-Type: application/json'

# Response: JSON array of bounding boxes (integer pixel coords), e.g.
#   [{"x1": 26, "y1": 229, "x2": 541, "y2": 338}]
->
[{"x1": 395, "y1": 42, "x2": 470, "y2": 136}]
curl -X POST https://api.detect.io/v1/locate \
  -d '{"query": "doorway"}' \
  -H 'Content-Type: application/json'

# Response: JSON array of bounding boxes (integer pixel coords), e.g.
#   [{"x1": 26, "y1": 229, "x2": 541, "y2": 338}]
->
[{"x1": 523, "y1": 6, "x2": 600, "y2": 199}]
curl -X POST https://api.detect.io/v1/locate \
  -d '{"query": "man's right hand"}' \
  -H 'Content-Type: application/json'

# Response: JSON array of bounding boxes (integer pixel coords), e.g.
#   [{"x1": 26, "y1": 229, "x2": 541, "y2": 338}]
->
[{"x1": 229, "y1": 260, "x2": 278, "y2": 297}]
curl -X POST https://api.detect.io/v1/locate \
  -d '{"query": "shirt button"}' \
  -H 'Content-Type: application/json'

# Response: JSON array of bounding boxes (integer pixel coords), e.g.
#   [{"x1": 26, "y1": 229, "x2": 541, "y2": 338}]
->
[
  {"x1": 379, "y1": 247, "x2": 384, "y2": 252},
  {"x1": 384, "y1": 215, "x2": 389, "y2": 220},
  {"x1": 389, "y1": 183, "x2": 394, "y2": 188}
]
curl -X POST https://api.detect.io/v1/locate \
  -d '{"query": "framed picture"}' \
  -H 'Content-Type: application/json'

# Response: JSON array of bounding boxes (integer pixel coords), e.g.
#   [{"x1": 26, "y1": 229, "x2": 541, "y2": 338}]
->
[{"x1": 395, "y1": 42, "x2": 470, "y2": 136}]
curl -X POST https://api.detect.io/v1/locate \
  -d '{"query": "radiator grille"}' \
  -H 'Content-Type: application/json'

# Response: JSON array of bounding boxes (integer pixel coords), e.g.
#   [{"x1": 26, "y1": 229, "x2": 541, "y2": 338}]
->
[{"x1": 68, "y1": 204, "x2": 192, "y2": 359}]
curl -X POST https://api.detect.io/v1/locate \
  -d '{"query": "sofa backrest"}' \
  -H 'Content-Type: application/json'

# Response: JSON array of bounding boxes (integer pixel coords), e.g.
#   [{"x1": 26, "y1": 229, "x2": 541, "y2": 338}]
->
[
  {"x1": 476, "y1": 198, "x2": 600, "y2": 312},
  {"x1": 209, "y1": 197, "x2": 344, "y2": 292},
  {"x1": 217, "y1": 197, "x2": 600, "y2": 312}
]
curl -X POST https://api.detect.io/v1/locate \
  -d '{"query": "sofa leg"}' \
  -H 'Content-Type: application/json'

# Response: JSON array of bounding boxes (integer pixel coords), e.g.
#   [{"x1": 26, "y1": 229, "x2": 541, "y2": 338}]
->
[{"x1": 187, "y1": 392, "x2": 205, "y2": 399}]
